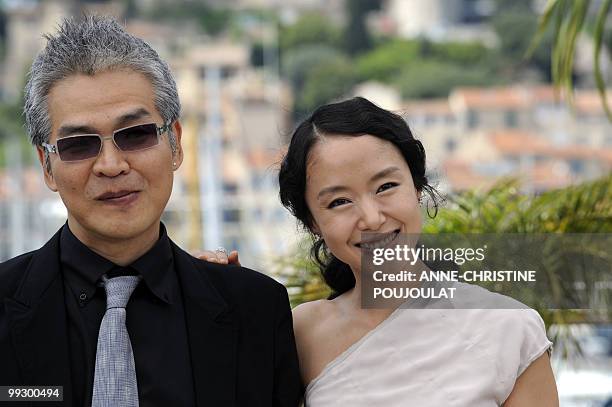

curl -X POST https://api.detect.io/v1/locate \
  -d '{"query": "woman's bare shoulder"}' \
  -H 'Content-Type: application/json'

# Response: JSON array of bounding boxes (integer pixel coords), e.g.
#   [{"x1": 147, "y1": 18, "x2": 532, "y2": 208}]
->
[
  {"x1": 292, "y1": 299, "x2": 346, "y2": 385},
  {"x1": 293, "y1": 299, "x2": 347, "y2": 348},
  {"x1": 293, "y1": 299, "x2": 338, "y2": 329}
]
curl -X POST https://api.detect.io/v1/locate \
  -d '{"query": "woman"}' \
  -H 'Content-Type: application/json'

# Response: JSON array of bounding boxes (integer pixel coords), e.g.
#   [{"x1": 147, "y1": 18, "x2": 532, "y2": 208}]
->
[{"x1": 202, "y1": 97, "x2": 558, "y2": 406}]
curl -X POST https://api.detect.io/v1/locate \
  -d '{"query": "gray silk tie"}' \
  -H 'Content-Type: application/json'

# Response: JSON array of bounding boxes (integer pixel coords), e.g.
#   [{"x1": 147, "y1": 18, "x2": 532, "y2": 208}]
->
[{"x1": 92, "y1": 275, "x2": 142, "y2": 407}]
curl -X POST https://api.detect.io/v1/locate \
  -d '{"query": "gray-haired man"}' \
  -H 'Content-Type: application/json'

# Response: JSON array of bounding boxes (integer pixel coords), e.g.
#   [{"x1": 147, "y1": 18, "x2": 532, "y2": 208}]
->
[{"x1": 0, "y1": 16, "x2": 302, "y2": 406}]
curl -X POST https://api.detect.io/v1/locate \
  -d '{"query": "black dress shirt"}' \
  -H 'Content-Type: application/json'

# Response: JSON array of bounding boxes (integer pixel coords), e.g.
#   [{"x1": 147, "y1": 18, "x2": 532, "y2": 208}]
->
[{"x1": 60, "y1": 223, "x2": 196, "y2": 407}]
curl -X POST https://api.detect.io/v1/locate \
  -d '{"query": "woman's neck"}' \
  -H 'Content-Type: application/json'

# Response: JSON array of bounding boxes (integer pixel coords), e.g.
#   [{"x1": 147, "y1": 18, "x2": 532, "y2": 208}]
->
[{"x1": 341, "y1": 258, "x2": 431, "y2": 314}]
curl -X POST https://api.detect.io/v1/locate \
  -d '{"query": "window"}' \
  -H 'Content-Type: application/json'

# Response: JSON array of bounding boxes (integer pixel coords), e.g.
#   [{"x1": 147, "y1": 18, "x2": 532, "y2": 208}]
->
[
  {"x1": 223, "y1": 209, "x2": 240, "y2": 223},
  {"x1": 467, "y1": 110, "x2": 479, "y2": 128},
  {"x1": 569, "y1": 160, "x2": 584, "y2": 174},
  {"x1": 223, "y1": 182, "x2": 238, "y2": 194},
  {"x1": 445, "y1": 138, "x2": 457, "y2": 152},
  {"x1": 505, "y1": 110, "x2": 518, "y2": 128}
]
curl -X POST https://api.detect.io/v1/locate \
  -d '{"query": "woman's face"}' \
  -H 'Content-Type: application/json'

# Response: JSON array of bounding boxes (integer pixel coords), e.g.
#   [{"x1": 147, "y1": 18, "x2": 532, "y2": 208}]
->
[{"x1": 305, "y1": 134, "x2": 422, "y2": 273}]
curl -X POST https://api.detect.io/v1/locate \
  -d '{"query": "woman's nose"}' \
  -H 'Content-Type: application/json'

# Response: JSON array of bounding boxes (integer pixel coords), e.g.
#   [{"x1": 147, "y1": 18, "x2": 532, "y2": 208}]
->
[{"x1": 357, "y1": 199, "x2": 385, "y2": 231}]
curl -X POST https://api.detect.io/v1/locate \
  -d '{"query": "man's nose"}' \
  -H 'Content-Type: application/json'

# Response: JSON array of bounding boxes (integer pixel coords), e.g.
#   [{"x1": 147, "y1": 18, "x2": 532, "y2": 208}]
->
[
  {"x1": 357, "y1": 198, "x2": 385, "y2": 231},
  {"x1": 92, "y1": 137, "x2": 129, "y2": 177}
]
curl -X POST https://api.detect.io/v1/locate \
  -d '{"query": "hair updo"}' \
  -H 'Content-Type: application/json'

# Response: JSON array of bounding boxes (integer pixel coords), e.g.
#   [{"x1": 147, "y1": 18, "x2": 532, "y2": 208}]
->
[{"x1": 279, "y1": 97, "x2": 437, "y2": 298}]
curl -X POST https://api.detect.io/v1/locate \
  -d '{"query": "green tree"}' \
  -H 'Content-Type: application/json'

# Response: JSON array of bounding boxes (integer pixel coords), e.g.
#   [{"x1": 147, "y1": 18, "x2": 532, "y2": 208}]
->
[
  {"x1": 123, "y1": 0, "x2": 138, "y2": 19},
  {"x1": 427, "y1": 40, "x2": 492, "y2": 66},
  {"x1": 145, "y1": 2, "x2": 232, "y2": 36},
  {"x1": 493, "y1": 0, "x2": 535, "y2": 13},
  {"x1": 396, "y1": 60, "x2": 498, "y2": 99},
  {"x1": 528, "y1": 0, "x2": 612, "y2": 120},
  {"x1": 343, "y1": 0, "x2": 380, "y2": 56},
  {"x1": 355, "y1": 39, "x2": 420, "y2": 82},
  {"x1": 296, "y1": 55, "x2": 357, "y2": 118},
  {"x1": 492, "y1": 11, "x2": 554, "y2": 81},
  {"x1": 282, "y1": 45, "x2": 343, "y2": 95},
  {"x1": 423, "y1": 177, "x2": 611, "y2": 234},
  {"x1": 280, "y1": 13, "x2": 341, "y2": 52},
  {"x1": 274, "y1": 240, "x2": 331, "y2": 308},
  {"x1": 0, "y1": 105, "x2": 32, "y2": 168},
  {"x1": 355, "y1": 38, "x2": 498, "y2": 90}
]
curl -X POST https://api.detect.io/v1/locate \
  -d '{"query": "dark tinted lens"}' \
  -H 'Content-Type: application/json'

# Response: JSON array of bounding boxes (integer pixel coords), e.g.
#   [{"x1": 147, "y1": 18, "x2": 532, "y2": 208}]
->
[
  {"x1": 56, "y1": 135, "x2": 101, "y2": 161},
  {"x1": 114, "y1": 123, "x2": 159, "y2": 152}
]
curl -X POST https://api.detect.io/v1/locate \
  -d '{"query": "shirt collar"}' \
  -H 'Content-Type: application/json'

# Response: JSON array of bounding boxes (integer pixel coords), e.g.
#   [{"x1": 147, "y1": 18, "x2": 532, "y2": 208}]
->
[
  {"x1": 130, "y1": 223, "x2": 176, "y2": 304},
  {"x1": 60, "y1": 222, "x2": 176, "y2": 305}
]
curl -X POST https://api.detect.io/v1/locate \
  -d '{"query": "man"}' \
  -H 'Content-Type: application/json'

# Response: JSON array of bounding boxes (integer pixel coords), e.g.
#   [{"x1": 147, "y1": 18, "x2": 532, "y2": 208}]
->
[{"x1": 0, "y1": 16, "x2": 302, "y2": 406}]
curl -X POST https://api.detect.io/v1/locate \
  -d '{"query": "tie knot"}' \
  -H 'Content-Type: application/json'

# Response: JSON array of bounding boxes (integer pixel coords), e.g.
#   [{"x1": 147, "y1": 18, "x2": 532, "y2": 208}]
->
[{"x1": 103, "y1": 275, "x2": 141, "y2": 309}]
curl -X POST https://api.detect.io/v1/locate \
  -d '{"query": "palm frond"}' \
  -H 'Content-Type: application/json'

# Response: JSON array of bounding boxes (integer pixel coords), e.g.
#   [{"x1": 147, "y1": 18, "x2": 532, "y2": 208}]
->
[
  {"x1": 528, "y1": 0, "x2": 612, "y2": 121},
  {"x1": 593, "y1": 0, "x2": 612, "y2": 120}
]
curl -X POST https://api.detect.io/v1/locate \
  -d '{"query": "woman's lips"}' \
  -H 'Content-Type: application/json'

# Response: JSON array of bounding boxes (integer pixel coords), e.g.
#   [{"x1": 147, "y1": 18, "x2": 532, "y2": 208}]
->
[{"x1": 356, "y1": 229, "x2": 401, "y2": 249}]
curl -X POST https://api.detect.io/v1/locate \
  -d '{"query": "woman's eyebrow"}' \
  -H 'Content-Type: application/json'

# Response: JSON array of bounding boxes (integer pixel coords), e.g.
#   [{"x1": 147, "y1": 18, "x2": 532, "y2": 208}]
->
[
  {"x1": 317, "y1": 167, "x2": 401, "y2": 200},
  {"x1": 370, "y1": 166, "x2": 401, "y2": 183},
  {"x1": 317, "y1": 185, "x2": 349, "y2": 200},
  {"x1": 317, "y1": 166, "x2": 400, "y2": 199}
]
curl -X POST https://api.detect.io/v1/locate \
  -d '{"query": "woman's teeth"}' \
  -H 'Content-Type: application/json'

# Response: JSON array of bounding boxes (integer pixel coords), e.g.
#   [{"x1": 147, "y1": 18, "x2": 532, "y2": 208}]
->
[{"x1": 360, "y1": 230, "x2": 399, "y2": 250}]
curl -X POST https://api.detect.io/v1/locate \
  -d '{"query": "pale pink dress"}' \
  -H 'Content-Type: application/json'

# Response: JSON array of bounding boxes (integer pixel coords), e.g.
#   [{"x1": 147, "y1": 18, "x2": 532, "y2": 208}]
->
[{"x1": 305, "y1": 283, "x2": 552, "y2": 406}]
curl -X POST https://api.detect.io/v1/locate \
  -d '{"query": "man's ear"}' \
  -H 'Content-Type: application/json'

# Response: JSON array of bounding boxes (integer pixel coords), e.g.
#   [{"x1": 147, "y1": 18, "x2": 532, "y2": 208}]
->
[
  {"x1": 171, "y1": 120, "x2": 183, "y2": 171},
  {"x1": 36, "y1": 145, "x2": 58, "y2": 192}
]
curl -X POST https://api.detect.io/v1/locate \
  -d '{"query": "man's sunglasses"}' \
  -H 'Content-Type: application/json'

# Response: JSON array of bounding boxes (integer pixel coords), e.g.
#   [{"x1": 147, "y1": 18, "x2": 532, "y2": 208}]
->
[{"x1": 42, "y1": 122, "x2": 171, "y2": 162}]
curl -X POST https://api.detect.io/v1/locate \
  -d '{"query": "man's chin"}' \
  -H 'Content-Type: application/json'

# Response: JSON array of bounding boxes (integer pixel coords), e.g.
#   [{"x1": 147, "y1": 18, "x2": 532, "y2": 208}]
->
[{"x1": 71, "y1": 216, "x2": 158, "y2": 242}]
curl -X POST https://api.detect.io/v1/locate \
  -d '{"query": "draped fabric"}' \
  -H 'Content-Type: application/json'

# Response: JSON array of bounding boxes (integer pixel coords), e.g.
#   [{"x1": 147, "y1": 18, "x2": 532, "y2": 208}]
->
[{"x1": 305, "y1": 283, "x2": 552, "y2": 407}]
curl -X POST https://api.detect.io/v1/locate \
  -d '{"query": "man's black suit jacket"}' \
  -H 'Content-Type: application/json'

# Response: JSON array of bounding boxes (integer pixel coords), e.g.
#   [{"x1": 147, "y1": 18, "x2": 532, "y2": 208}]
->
[{"x1": 0, "y1": 229, "x2": 303, "y2": 406}]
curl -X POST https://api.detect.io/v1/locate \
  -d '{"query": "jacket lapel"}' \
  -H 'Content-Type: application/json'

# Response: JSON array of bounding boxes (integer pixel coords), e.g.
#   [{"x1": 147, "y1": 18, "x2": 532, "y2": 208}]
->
[
  {"x1": 4, "y1": 230, "x2": 73, "y2": 405},
  {"x1": 172, "y1": 243, "x2": 237, "y2": 407}
]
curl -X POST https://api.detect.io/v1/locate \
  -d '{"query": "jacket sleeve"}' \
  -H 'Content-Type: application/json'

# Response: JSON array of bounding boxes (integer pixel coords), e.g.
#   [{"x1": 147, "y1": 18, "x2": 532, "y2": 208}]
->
[{"x1": 273, "y1": 285, "x2": 304, "y2": 407}]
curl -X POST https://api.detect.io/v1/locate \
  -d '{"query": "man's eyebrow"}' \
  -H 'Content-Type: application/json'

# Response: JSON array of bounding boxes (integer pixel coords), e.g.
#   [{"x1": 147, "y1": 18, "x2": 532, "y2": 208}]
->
[
  {"x1": 114, "y1": 108, "x2": 154, "y2": 128},
  {"x1": 57, "y1": 124, "x2": 99, "y2": 138},
  {"x1": 56, "y1": 108, "x2": 154, "y2": 139},
  {"x1": 316, "y1": 166, "x2": 401, "y2": 200}
]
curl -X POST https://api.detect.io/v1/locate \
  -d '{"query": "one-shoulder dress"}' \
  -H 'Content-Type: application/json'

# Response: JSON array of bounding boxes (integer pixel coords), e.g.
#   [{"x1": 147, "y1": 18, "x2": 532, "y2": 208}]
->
[{"x1": 305, "y1": 282, "x2": 552, "y2": 406}]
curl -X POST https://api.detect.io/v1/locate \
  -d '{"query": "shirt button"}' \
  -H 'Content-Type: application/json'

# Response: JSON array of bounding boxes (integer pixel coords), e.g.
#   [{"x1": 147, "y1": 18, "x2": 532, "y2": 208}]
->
[{"x1": 79, "y1": 292, "x2": 87, "y2": 301}]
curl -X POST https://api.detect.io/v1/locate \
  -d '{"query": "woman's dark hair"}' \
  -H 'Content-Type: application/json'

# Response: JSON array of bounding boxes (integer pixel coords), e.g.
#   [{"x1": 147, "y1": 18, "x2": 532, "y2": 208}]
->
[{"x1": 279, "y1": 97, "x2": 438, "y2": 298}]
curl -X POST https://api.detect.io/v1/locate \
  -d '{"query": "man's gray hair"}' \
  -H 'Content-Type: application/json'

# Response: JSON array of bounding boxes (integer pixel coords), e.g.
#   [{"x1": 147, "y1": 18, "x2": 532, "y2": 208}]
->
[{"x1": 24, "y1": 15, "x2": 181, "y2": 154}]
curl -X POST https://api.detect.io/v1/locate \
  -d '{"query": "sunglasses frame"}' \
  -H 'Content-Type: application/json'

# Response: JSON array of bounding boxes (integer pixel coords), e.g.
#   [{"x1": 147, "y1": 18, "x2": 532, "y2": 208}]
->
[{"x1": 42, "y1": 122, "x2": 171, "y2": 162}]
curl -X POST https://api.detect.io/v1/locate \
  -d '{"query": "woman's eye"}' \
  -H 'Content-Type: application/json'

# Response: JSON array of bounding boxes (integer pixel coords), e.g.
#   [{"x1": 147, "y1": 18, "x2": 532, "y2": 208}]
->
[
  {"x1": 377, "y1": 182, "x2": 398, "y2": 193},
  {"x1": 328, "y1": 198, "x2": 350, "y2": 208}
]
